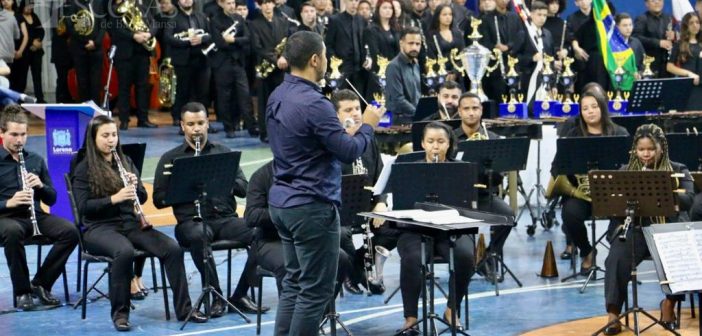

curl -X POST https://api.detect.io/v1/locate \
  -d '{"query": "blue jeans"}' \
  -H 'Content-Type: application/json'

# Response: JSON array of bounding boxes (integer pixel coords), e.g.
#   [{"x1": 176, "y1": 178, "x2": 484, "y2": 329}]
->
[{"x1": 269, "y1": 201, "x2": 340, "y2": 336}]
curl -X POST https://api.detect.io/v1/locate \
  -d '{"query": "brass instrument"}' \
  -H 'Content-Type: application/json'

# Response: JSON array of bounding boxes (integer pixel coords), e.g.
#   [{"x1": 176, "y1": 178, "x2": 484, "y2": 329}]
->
[
  {"x1": 112, "y1": 147, "x2": 153, "y2": 231},
  {"x1": 256, "y1": 37, "x2": 287, "y2": 79},
  {"x1": 18, "y1": 149, "x2": 40, "y2": 236},
  {"x1": 70, "y1": 5, "x2": 95, "y2": 36},
  {"x1": 203, "y1": 21, "x2": 238, "y2": 56},
  {"x1": 544, "y1": 174, "x2": 591, "y2": 202},
  {"x1": 158, "y1": 58, "x2": 176, "y2": 108},
  {"x1": 116, "y1": 0, "x2": 156, "y2": 52},
  {"x1": 173, "y1": 29, "x2": 208, "y2": 41}
]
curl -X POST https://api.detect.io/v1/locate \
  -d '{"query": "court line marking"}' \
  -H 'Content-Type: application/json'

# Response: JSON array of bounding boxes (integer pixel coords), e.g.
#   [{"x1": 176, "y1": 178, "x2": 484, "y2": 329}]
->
[{"x1": 169, "y1": 278, "x2": 661, "y2": 335}]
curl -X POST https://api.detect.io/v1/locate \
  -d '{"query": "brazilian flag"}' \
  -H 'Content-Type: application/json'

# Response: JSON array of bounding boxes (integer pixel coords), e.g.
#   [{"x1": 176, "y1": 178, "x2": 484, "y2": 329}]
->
[{"x1": 593, "y1": 0, "x2": 638, "y2": 90}]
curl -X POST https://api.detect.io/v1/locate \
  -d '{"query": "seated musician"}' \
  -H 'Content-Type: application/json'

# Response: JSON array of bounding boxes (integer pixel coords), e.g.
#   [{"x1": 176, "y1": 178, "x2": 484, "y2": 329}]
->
[
  {"x1": 397, "y1": 121, "x2": 474, "y2": 334},
  {"x1": 425, "y1": 80, "x2": 462, "y2": 120},
  {"x1": 152, "y1": 102, "x2": 263, "y2": 316},
  {"x1": 554, "y1": 90, "x2": 628, "y2": 272},
  {"x1": 330, "y1": 89, "x2": 397, "y2": 295},
  {"x1": 452, "y1": 92, "x2": 514, "y2": 279},
  {"x1": 245, "y1": 161, "x2": 353, "y2": 296},
  {"x1": 602, "y1": 124, "x2": 694, "y2": 335},
  {"x1": 0, "y1": 105, "x2": 78, "y2": 310},
  {"x1": 72, "y1": 115, "x2": 208, "y2": 331}
]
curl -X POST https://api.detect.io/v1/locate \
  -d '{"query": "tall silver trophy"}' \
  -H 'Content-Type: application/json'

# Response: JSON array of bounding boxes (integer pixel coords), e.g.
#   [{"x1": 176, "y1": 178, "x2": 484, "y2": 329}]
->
[{"x1": 451, "y1": 17, "x2": 501, "y2": 101}]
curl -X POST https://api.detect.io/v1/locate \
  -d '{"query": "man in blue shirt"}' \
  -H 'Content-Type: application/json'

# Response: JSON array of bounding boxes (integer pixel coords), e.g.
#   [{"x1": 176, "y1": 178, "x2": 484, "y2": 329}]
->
[{"x1": 266, "y1": 30, "x2": 384, "y2": 335}]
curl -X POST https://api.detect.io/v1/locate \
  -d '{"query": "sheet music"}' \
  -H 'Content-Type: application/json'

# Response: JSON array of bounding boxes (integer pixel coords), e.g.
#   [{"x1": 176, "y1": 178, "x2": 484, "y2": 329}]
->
[
  {"x1": 377, "y1": 209, "x2": 482, "y2": 225},
  {"x1": 653, "y1": 230, "x2": 702, "y2": 293},
  {"x1": 372, "y1": 155, "x2": 396, "y2": 196}
]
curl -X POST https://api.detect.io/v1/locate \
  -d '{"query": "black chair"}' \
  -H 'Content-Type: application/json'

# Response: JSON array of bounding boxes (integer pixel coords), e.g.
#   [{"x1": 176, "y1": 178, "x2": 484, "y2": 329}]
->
[
  {"x1": 64, "y1": 174, "x2": 171, "y2": 320},
  {"x1": 256, "y1": 265, "x2": 277, "y2": 335},
  {"x1": 5, "y1": 235, "x2": 71, "y2": 308}
]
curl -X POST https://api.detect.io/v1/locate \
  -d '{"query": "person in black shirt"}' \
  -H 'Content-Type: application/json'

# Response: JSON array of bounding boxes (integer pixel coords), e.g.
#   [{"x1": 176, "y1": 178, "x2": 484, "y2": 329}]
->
[
  {"x1": 73, "y1": 115, "x2": 207, "y2": 331},
  {"x1": 210, "y1": 0, "x2": 258, "y2": 138},
  {"x1": 0, "y1": 105, "x2": 78, "y2": 310},
  {"x1": 64, "y1": 0, "x2": 105, "y2": 103},
  {"x1": 666, "y1": 12, "x2": 702, "y2": 111},
  {"x1": 153, "y1": 102, "x2": 264, "y2": 316},
  {"x1": 397, "y1": 121, "x2": 474, "y2": 333},
  {"x1": 13, "y1": 2, "x2": 44, "y2": 102},
  {"x1": 249, "y1": 0, "x2": 293, "y2": 143},
  {"x1": 634, "y1": 0, "x2": 675, "y2": 78},
  {"x1": 164, "y1": 0, "x2": 213, "y2": 128}
]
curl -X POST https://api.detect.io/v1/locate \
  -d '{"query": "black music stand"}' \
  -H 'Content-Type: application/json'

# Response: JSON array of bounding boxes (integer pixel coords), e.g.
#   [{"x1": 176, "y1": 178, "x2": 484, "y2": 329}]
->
[
  {"x1": 589, "y1": 170, "x2": 679, "y2": 336},
  {"x1": 552, "y1": 136, "x2": 629, "y2": 291},
  {"x1": 667, "y1": 133, "x2": 702, "y2": 172},
  {"x1": 387, "y1": 163, "x2": 477, "y2": 336},
  {"x1": 163, "y1": 152, "x2": 251, "y2": 330},
  {"x1": 628, "y1": 78, "x2": 694, "y2": 113},
  {"x1": 456, "y1": 137, "x2": 529, "y2": 292},
  {"x1": 410, "y1": 119, "x2": 462, "y2": 152}
]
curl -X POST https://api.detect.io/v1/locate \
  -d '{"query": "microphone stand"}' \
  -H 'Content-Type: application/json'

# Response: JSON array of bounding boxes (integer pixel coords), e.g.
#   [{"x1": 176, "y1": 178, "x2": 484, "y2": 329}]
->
[{"x1": 102, "y1": 51, "x2": 116, "y2": 117}]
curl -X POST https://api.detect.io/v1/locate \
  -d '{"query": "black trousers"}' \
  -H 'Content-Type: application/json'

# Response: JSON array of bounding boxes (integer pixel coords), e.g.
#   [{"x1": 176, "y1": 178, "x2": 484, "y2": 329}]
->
[
  {"x1": 561, "y1": 197, "x2": 593, "y2": 257},
  {"x1": 54, "y1": 61, "x2": 73, "y2": 103},
  {"x1": 115, "y1": 52, "x2": 151, "y2": 124},
  {"x1": 10, "y1": 49, "x2": 45, "y2": 101},
  {"x1": 258, "y1": 70, "x2": 284, "y2": 139},
  {"x1": 214, "y1": 60, "x2": 256, "y2": 132},
  {"x1": 175, "y1": 216, "x2": 254, "y2": 299},
  {"x1": 84, "y1": 224, "x2": 192, "y2": 321},
  {"x1": 397, "y1": 233, "x2": 474, "y2": 318},
  {"x1": 604, "y1": 225, "x2": 682, "y2": 311},
  {"x1": 477, "y1": 194, "x2": 514, "y2": 255},
  {"x1": 71, "y1": 49, "x2": 103, "y2": 103},
  {"x1": 0, "y1": 213, "x2": 78, "y2": 296},
  {"x1": 172, "y1": 57, "x2": 210, "y2": 122}
]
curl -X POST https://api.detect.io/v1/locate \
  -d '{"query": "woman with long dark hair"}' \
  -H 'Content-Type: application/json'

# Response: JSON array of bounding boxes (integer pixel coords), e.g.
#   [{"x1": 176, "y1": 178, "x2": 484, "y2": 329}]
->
[
  {"x1": 72, "y1": 116, "x2": 207, "y2": 331},
  {"x1": 666, "y1": 12, "x2": 702, "y2": 111},
  {"x1": 601, "y1": 124, "x2": 694, "y2": 335}
]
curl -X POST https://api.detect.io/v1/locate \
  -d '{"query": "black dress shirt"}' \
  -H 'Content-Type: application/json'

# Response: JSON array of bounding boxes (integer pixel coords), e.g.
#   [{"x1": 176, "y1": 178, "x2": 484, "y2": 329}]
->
[
  {"x1": 0, "y1": 148, "x2": 56, "y2": 217},
  {"x1": 73, "y1": 157, "x2": 146, "y2": 229},
  {"x1": 152, "y1": 141, "x2": 248, "y2": 223}
]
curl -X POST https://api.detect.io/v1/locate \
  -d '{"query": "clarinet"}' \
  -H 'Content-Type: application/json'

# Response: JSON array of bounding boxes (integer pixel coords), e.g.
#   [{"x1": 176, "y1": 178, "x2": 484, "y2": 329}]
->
[
  {"x1": 18, "y1": 150, "x2": 40, "y2": 236},
  {"x1": 112, "y1": 147, "x2": 152, "y2": 231}
]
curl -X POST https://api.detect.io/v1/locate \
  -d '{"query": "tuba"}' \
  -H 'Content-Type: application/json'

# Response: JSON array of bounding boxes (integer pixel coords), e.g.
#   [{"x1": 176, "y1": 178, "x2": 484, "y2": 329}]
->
[
  {"x1": 116, "y1": 0, "x2": 156, "y2": 52},
  {"x1": 70, "y1": 5, "x2": 95, "y2": 36},
  {"x1": 256, "y1": 37, "x2": 287, "y2": 79},
  {"x1": 544, "y1": 174, "x2": 591, "y2": 202},
  {"x1": 158, "y1": 58, "x2": 176, "y2": 108}
]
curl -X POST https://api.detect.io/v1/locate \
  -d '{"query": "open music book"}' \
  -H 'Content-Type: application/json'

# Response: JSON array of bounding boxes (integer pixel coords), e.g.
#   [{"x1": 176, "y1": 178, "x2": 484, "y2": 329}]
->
[
  {"x1": 377, "y1": 209, "x2": 483, "y2": 225},
  {"x1": 652, "y1": 229, "x2": 702, "y2": 294}
]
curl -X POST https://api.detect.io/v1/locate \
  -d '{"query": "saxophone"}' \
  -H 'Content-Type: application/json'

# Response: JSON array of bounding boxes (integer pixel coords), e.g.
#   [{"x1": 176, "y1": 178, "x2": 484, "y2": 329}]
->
[
  {"x1": 158, "y1": 58, "x2": 176, "y2": 108},
  {"x1": 116, "y1": 0, "x2": 156, "y2": 52},
  {"x1": 256, "y1": 37, "x2": 287, "y2": 79}
]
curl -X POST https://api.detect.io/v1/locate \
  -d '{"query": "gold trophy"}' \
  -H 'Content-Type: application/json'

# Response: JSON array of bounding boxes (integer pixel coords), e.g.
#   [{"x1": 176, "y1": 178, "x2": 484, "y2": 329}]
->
[{"x1": 642, "y1": 55, "x2": 655, "y2": 79}]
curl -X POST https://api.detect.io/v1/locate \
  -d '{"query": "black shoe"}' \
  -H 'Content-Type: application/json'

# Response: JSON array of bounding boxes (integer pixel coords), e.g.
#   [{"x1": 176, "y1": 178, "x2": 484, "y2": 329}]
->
[
  {"x1": 137, "y1": 121, "x2": 158, "y2": 128},
  {"x1": 113, "y1": 317, "x2": 131, "y2": 332},
  {"x1": 343, "y1": 280, "x2": 363, "y2": 295},
  {"x1": 248, "y1": 127, "x2": 260, "y2": 137},
  {"x1": 210, "y1": 299, "x2": 226, "y2": 318},
  {"x1": 603, "y1": 321, "x2": 622, "y2": 335},
  {"x1": 31, "y1": 285, "x2": 60, "y2": 306},
  {"x1": 119, "y1": 123, "x2": 128, "y2": 131},
  {"x1": 188, "y1": 310, "x2": 209, "y2": 323},
  {"x1": 16, "y1": 293, "x2": 36, "y2": 310},
  {"x1": 207, "y1": 126, "x2": 218, "y2": 134},
  {"x1": 130, "y1": 291, "x2": 146, "y2": 301},
  {"x1": 225, "y1": 131, "x2": 237, "y2": 138},
  {"x1": 231, "y1": 295, "x2": 266, "y2": 314}
]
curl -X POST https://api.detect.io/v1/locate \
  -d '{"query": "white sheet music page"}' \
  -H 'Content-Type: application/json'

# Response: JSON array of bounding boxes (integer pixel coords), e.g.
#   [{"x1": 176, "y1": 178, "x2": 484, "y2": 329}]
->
[{"x1": 653, "y1": 230, "x2": 702, "y2": 293}]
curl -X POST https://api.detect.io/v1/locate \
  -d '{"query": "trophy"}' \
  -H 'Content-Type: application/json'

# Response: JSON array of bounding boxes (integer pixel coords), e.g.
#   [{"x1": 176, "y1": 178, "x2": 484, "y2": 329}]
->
[
  {"x1": 642, "y1": 55, "x2": 655, "y2": 79},
  {"x1": 328, "y1": 56, "x2": 343, "y2": 89},
  {"x1": 450, "y1": 17, "x2": 500, "y2": 101},
  {"x1": 377, "y1": 55, "x2": 390, "y2": 86}
]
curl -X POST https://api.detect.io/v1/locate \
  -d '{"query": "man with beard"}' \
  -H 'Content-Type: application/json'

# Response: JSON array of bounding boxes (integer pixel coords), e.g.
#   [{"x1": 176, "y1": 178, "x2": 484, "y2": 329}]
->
[{"x1": 385, "y1": 26, "x2": 422, "y2": 124}]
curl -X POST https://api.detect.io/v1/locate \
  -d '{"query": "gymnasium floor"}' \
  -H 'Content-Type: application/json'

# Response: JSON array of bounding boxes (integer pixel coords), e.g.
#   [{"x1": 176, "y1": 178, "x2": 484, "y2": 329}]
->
[{"x1": 2, "y1": 114, "x2": 697, "y2": 335}]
